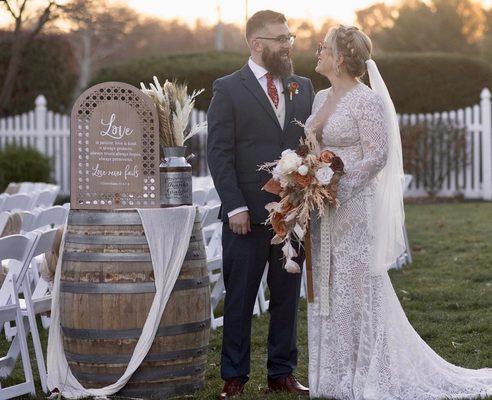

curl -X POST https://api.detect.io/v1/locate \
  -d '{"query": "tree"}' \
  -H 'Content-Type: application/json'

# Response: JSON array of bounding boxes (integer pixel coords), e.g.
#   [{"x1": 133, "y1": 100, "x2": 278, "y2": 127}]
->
[
  {"x1": 356, "y1": 3, "x2": 396, "y2": 36},
  {"x1": 62, "y1": 0, "x2": 140, "y2": 102},
  {"x1": 356, "y1": 0, "x2": 487, "y2": 54},
  {"x1": 0, "y1": 0, "x2": 62, "y2": 115}
]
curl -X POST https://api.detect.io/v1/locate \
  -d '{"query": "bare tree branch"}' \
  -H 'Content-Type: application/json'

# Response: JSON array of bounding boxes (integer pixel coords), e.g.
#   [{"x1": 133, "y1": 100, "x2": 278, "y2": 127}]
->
[{"x1": 3, "y1": 0, "x2": 19, "y2": 20}]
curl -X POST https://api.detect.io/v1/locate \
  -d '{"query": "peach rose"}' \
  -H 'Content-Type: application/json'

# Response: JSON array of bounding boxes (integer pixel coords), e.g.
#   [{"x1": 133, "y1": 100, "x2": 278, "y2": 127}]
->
[
  {"x1": 319, "y1": 150, "x2": 335, "y2": 164},
  {"x1": 292, "y1": 172, "x2": 313, "y2": 188},
  {"x1": 271, "y1": 212, "x2": 287, "y2": 237},
  {"x1": 262, "y1": 178, "x2": 282, "y2": 196}
]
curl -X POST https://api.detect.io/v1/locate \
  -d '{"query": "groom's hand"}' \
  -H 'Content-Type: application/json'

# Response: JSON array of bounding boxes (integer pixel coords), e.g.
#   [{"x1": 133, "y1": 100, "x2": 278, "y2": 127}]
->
[{"x1": 229, "y1": 211, "x2": 251, "y2": 235}]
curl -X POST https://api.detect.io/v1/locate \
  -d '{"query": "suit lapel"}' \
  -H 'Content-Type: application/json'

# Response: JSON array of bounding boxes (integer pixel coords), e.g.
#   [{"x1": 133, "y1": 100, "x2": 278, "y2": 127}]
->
[
  {"x1": 239, "y1": 64, "x2": 282, "y2": 130},
  {"x1": 282, "y1": 76, "x2": 296, "y2": 133}
]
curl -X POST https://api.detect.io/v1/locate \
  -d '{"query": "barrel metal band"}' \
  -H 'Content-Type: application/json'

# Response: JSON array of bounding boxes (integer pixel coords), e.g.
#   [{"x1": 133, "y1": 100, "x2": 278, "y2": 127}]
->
[
  {"x1": 73, "y1": 362, "x2": 206, "y2": 383},
  {"x1": 60, "y1": 276, "x2": 210, "y2": 294},
  {"x1": 61, "y1": 318, "x2": 211, "y2": 339},
  {"x1": 65, "y1": 234, "x2": 148, "y2": 245},
  {"x1": 68, "y1": 212, "x2": 142, "y2": 226},
  {"x1": 63, "y1": 252, "x2": 152, "y2": 262},
  {"x1": 118, "y1": 381, "x2": 204, "y2": 398},
  {"x1": 65, "y1": 345, "x2": 208, "y2": 364}
]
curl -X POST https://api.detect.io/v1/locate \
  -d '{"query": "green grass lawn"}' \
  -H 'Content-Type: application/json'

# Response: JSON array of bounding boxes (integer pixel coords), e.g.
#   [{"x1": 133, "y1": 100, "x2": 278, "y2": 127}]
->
[{"x1": 2, "y1": 202, "x2": 492, "y2": 400}]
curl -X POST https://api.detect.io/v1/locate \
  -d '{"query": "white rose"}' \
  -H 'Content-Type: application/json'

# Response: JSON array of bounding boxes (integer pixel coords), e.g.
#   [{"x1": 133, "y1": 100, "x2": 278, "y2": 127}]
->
[
  {"x1": 278, "y1": 152, "x2": 303, "y2": 174},
  {"x1": 297, "y1": 164, "x2": 309, "y2": 176},
  {"x1": 272, "y1": 165, "x2": 282, "y2": 180},
  {"x1": 281, "y1": 149, "x2": 295, "y2": 157},
  {"x1": 315, "y1": 166, "x2": 334, "y2": 185}
]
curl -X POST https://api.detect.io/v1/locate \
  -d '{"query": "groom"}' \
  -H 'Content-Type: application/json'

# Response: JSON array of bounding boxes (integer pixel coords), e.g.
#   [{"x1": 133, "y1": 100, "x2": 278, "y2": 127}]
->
[{"x1": 207, "y1": 10, "x2": 314, "y2": 399}]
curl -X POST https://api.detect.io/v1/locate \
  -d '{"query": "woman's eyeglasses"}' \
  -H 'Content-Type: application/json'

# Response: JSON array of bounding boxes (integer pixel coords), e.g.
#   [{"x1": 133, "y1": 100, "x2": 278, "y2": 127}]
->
[{"x1": 255, "y1": 34, "x2": 296, "y2": 46}]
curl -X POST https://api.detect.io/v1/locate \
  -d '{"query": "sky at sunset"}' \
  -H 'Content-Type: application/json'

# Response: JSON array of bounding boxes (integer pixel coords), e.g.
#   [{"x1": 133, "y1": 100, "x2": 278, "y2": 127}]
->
[
  {"x1": 1, "y1": 0, "x2": 492, "y2": 27},
  {"x1": 126, "y1": 0, "x2": 492, "y2": 27}
]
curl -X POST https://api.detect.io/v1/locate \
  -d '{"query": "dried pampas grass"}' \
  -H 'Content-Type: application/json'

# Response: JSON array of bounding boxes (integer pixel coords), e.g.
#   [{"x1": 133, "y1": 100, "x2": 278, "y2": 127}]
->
[{"x1": 141, "y1": 76, "x2": 207, "y2": 148}]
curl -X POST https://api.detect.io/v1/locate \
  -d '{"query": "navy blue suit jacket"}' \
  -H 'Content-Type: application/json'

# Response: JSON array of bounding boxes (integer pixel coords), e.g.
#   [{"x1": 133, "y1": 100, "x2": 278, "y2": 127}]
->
[{"x1": 207, "y1": 63, "x2": 315, "y2": 224}]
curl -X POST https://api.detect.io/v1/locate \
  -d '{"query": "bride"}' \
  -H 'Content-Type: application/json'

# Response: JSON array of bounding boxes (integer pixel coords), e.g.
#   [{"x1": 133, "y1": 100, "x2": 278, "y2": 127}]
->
[{"x1": 305, "y1": 24, "x2": 492, "y2": 400}]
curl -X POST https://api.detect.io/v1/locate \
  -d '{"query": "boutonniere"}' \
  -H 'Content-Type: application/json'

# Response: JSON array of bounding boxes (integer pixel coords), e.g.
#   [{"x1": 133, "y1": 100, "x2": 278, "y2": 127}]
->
[{"x1": 287, "y1": 82, "x2": 300, "y2": 101}]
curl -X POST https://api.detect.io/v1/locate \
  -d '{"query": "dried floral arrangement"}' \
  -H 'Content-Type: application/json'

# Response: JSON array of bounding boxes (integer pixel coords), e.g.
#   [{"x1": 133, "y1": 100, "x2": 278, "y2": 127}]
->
[
  {"x1": 140, "y1": 76, "x2": 207, "y2": 148},
  {"x1": 259, "y1": 124, "x2": 345, "y2": 273}
]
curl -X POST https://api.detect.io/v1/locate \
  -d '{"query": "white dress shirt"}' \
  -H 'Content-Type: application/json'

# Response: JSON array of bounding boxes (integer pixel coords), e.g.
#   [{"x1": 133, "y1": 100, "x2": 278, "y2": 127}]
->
[{"x1": 228, "y1": 58, "x2": 285, "y2": 219}]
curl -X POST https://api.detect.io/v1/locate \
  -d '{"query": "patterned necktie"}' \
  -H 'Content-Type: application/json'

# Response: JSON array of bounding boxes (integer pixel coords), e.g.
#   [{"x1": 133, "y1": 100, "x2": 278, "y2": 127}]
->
[{"x1": 266, "y1": 72, "x2": 279, "y2": 109}]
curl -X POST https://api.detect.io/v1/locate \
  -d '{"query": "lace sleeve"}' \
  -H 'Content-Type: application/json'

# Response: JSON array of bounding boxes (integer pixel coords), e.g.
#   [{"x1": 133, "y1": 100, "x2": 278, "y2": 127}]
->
[{"x1": 337, "y1": 93, "x2": 388, "y2": 204}]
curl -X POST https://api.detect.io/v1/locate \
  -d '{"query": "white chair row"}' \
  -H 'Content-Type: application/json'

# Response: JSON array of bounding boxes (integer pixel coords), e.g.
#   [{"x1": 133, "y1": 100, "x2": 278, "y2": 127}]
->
[
  {"x1": 0, "y1": 188, "x2": 60, "y2": 213},
  {"x1": 1, "y1": 205, "x2": 69, "y2": 343},
  {"x1": 5, "y1": 182, "x2": 59, "y2": 196},
  {"x1": 0, "y1": 228, "x2": 60, "y2": 398}
]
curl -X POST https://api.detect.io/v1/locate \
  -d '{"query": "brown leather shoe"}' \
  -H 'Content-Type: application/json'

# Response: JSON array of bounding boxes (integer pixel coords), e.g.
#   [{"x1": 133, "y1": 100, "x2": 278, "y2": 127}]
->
[
  {"x1": 218, "y1": 378, "x2": 245, "y2": 399},
  {"x1": 267, "y1": 374, "x2": 309, "y2": 395}
]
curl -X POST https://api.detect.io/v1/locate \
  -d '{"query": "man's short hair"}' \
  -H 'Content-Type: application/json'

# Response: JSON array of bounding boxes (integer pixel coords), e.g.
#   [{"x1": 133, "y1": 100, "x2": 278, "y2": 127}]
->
[{"x1": 246, "y1": 10, "x2": 287, "y2": 41}]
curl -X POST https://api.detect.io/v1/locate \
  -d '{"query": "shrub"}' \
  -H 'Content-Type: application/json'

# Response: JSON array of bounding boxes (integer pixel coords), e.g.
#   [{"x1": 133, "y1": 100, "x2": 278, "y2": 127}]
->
[
  {"x1": 401, "y1": 119, "x2": 469, "y2": 197},
  {"x1": 0, "y1": 144, "x2": 52, "y2": 192},
  {"x1": 92, "y1": 51, "x2": 492, "y2": 113},
  {"x1": 0, "y1": 34, "x2": 78, "y2": 116}
]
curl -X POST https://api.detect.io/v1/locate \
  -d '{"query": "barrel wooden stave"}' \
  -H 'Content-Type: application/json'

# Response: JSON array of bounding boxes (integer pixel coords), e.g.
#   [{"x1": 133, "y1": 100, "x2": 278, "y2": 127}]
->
[{"x1": 60, "y1": 210, "x2": 209, "y2": 397}]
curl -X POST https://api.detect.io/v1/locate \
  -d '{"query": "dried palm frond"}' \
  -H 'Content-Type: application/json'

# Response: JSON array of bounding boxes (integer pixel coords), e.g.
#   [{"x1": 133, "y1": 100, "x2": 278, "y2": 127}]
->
[{"x1": 141, "y1": 76, "x2": 206, "y2": 148}]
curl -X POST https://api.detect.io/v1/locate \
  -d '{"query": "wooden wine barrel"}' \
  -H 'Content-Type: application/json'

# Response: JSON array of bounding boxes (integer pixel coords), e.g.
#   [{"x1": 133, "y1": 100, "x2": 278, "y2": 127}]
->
[{"x1": 60, "y1": 209, "x2": 210, "y2": 399}]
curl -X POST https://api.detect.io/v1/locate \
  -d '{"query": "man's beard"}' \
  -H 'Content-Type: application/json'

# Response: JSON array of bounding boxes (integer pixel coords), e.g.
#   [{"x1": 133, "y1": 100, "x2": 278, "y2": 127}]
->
[{"x1": 262, "y1": 47, "x2": 294, "y2": 79}]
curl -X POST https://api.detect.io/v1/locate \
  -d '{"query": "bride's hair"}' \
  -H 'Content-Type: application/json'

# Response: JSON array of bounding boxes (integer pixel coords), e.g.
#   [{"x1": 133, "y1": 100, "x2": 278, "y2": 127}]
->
[{"x1": 325, "y1": 25, "x2": 372, "y2": 78}]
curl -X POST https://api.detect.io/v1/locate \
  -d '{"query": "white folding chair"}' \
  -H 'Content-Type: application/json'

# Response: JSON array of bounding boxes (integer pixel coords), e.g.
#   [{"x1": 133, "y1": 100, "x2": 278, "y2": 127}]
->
[
  {"x1": 257, "y1": 264, "x2": 270, "y2": 313},
  {"x1": 17, "y1": 182, "x2": 34, "y2": 194},
  {"x1": 0, "y1": 212, "x2": 10, "y2": 236},
  {"x1": 204, "y1": 187, "x2": 220, "y2": 205},
  {"x1": 193, "y1": 188, "x2": 208, "y2": 206},
  {"x1": 20, "y1": 228, "x2": 58, "y2": 393},
  {"x1": 192, "y1": 176, "x2": 214, "y2": 191},
  {"x1": 19, "y1": 211, "x2": 36, "y2": 234},
  {"x1": 28, "y1": 206, "x2": 68, "y2": 232},
  {"x1": 0, "y1": 194, "x2": 35, "y2": 212},
  {"x1": 0, "y1": 232, "x2": 38, "y2": 399},
  {"x1": 33, "y1": 189, "x2": 58, "y2": 208},
  {"x1": 389, "y1": 175, "x2": 413, "y2": 270}
]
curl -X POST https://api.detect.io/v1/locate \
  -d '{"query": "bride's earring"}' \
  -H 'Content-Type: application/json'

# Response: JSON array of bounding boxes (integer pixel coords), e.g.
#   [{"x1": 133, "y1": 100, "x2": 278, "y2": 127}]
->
[{"x1": 335, "y1": 64, "x2": 341, "y2": 76}]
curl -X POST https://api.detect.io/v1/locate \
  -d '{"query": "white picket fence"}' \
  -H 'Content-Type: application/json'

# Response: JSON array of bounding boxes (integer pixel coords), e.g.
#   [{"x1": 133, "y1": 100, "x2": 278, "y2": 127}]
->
[
  {"x1": 0, "y1": 95, "x2": 208, "y2": 195},
  {"x1": 0, "y1": 90, "x2": 491, "y2": 199}
]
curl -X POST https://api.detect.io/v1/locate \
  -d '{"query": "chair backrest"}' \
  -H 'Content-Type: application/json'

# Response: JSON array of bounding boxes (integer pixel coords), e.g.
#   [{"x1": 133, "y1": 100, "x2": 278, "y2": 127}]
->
[
  {"x1": 192, "y1": 176, "x2": 214, "y2": 190},
  {"x1": 17, "y1": 182, "x2": 34, "y2": 194},
  {"x1": 205, "y1": 187, "x2": 220, "y2": 205},
  {"x1": 34, "y1": 189, "x2": 58, "y2": 208},
  {"x1": 0, "y1": 232, "x2": 38, "y2": 299},
  {"x1": 192, "y1": 189, "x2": 208, "y2": 206},
  {"x1": 20, "y1": 211, "x2": 37, "y2": 233},
  {"x1": 0, "y1": 211, "x2": 10, "y2": 235},
  {"x1": 200, "y1": 204, "x2": 221, "y2": 227},
  {"x1": 29, "y1": 206, "x2": 68, "y2": 231},
  {"x1": 0, "y1": 194, "x2": 35, "y2": 212},
  {"x1": 403, "y1": 174, "x2": 413, "y2": 193},
  {"x1": 30, "y1": 228, "x2": 58, "y2": 259}
]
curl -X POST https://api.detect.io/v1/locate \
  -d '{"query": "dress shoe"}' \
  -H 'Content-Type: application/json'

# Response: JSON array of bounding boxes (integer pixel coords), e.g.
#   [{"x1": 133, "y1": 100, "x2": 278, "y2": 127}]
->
[
  {"x1": 218, "y1": 378, "x2": 245, "y2": 399},
  {"x1": 267, "y1": 374, "x2": 309, "y2": 395}
]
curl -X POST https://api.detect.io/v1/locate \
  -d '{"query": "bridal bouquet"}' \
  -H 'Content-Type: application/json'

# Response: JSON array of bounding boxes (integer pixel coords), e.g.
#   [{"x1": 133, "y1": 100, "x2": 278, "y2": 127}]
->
[
  {"x1": 259, "y1": 127, "x2": 345, "y2": 273},
  {"x1": 140, "y1": 76, "x2": 207, "y2": 148}
]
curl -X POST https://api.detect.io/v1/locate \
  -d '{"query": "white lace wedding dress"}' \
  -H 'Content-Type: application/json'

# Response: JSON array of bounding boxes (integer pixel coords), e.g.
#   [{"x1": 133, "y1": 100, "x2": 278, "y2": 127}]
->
[{"x1": 306, "y1": 82, "x2": 492, "y2": 400}]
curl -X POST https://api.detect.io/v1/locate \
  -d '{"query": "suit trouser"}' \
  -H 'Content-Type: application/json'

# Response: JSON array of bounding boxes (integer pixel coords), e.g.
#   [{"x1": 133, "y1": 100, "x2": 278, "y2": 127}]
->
[{"x1": 220, "y1": 222, "x2": 304, "y2": 382}]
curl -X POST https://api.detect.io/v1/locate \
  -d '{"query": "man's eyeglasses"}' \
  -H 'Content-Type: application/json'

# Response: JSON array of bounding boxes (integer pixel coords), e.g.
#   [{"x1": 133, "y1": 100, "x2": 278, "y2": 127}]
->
[
  {"x1": 317, "y1": 42, "x2": 328, "y2": 56},
  {"x1": 256, "y1": 34, "x2": 296, "y2": 46}
]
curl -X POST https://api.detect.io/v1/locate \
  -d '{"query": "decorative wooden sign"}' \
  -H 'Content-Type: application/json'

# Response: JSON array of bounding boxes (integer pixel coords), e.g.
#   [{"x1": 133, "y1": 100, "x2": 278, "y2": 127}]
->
[{"x1": 71, "y1": 82, "x2": 160, "y2": 209}]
